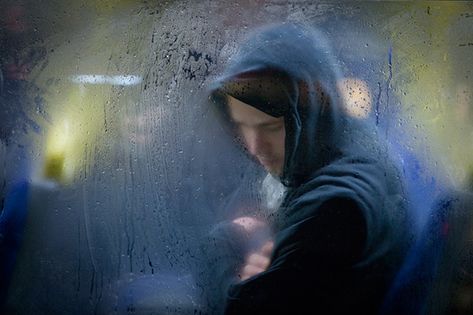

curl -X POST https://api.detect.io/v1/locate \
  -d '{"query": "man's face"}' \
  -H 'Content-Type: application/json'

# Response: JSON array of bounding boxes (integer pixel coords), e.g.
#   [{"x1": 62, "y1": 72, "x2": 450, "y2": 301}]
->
[{"x1": 227, "y1": 95, "x2": 285, "y2": 176}]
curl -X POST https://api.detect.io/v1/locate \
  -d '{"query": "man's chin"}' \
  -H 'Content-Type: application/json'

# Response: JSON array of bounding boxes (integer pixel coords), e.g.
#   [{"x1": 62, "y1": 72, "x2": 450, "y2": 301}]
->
[
  {"x1": 264, "y1": 166, "x2": 282, "y2": 178},
  {"x1": 257, "y1": 159, "x2": 282, "y2": 177}
]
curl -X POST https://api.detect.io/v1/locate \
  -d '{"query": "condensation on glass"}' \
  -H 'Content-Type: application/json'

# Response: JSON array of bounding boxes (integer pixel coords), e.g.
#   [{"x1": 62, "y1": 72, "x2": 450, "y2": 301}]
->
[{"x1": 0, "y1": 1, "x2": 472, "y2": 314}]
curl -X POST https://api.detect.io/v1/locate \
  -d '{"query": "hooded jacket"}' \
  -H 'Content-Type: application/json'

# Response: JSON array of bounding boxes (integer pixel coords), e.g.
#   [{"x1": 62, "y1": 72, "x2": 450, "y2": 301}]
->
[{"x1": 210, "y1": 23, "x2": 413, "y2": 315}]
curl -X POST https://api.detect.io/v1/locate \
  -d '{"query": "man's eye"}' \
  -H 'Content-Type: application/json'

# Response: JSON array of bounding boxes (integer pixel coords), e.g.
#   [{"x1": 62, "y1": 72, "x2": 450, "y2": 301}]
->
[{"x1": 264, "y1": 124, "x2": 283, "y2": 132}]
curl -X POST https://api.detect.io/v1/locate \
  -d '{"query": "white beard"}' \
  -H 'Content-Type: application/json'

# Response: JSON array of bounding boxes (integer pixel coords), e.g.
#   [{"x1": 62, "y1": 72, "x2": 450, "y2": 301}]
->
[{"x1": 260, "y1": 173, "x2": 286, "y2": 214}]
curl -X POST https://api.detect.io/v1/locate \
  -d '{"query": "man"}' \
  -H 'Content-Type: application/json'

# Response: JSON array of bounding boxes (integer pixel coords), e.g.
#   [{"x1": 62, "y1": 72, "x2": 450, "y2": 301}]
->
[{"x1": 209, "y1": 23, "x2": 413, "y2": 314}]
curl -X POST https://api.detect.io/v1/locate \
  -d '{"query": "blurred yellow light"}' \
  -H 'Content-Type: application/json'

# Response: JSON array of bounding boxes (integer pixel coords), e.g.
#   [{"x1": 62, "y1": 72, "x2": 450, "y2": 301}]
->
[
  {"x1": 41, "y1": 80, "x2": 108, "y2": 184},
  {"x1": 43, "y1": 152, "x2": 66, "y2": 182},
  {"x1": 44, "y1": 120, "x2": 73, "y2": 183}
]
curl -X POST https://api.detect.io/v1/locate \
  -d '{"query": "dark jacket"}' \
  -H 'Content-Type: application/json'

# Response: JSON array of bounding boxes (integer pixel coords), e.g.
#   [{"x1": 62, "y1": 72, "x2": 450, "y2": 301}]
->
[{"x1": 210, "y1": 23, "x2": 413, "y2": 315}]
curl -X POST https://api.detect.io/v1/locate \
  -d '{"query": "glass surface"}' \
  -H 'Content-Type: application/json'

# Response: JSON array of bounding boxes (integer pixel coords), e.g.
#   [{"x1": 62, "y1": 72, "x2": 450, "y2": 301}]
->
[{"x1": 1, "y1": 1, "x2": 472, "y2": 314}]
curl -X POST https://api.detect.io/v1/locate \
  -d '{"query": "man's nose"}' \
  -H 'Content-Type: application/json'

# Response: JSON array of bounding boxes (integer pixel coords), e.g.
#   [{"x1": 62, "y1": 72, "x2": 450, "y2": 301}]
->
[{"x1": 245, "y1": 131, "x2": 267, "y2": 156}]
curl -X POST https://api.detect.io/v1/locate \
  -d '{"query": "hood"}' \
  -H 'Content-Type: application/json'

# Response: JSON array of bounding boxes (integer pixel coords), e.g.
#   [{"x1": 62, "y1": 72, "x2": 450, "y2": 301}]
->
[
  {"x1": 208, "y1": 23, "x2": 414, "y2": 272},
  {"x1": 209, "y1": 23, "x2": 373, "y2": 187}
]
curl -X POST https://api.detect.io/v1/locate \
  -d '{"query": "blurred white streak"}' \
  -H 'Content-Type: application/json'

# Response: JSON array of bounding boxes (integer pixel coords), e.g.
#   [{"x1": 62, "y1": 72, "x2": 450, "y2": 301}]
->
[{"x1": 70, "y1": 75, "x2": 142, "y2": 86}]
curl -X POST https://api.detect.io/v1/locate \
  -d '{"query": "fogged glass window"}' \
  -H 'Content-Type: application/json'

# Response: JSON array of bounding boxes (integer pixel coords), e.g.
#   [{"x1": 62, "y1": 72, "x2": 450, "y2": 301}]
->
[{"x1": 1, "y1": 1, "x2": 472, "y2": 315}]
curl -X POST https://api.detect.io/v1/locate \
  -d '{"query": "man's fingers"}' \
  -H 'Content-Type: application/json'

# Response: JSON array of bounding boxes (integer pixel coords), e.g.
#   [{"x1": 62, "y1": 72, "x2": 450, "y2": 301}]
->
[
  {"x1": 247, "y1": 253, "x2": 270, "y2": 269},
  {"x1": 261, "y1": 241, "x2": 274, "y2": 255},
  {"x1": 241, "y1": 264, "x2": 265, "y2": 281},
  {"x1": 238, "y1": 243, "x2": 274, "y2": 282}
]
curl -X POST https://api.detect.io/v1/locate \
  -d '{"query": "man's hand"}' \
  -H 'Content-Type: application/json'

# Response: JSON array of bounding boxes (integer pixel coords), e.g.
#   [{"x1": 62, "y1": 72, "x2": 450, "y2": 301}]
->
[
  {"x1": 231, "y1": 216, "x2": 274, "y2": 281},
  {"x1": 232, "y1": 216, "x2": 266, "y2": 233},
  {"x1": 239, "y1": 240, "x2": 274, "y2": 281}
]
